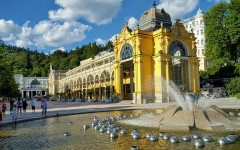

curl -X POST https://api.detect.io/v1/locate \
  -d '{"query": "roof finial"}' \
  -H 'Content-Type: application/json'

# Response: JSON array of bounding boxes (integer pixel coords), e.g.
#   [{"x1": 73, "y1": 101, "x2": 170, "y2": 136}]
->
[{"x1": 153, "y1": 0, "x2": 156, "y2": 8}]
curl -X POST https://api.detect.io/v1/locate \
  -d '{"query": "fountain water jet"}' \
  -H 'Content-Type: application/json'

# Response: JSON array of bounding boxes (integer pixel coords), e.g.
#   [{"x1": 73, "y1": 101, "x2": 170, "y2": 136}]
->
[{"x1": 119, "y1": 77, "x2": 240, "y2": 132}]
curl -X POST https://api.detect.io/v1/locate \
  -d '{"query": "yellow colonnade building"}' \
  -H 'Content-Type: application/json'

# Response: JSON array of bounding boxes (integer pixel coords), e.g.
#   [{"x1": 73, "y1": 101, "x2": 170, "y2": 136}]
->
[{"x1": 48, "y1": 4, "x2": 200, "y2": 104}]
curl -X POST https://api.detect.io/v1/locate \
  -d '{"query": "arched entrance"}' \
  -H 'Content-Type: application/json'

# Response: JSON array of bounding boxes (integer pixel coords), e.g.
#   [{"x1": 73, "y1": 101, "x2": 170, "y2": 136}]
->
[
  {"x1": 169, "y1": 40, "x2": 190, "y2": 91},
  {"x1": 120, "y1": 44, "x2": 134, "y2": 100}
]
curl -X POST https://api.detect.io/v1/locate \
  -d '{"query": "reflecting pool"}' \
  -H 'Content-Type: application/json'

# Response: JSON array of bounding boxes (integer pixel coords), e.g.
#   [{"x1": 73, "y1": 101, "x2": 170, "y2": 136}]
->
[{"x1": 0, "y1": 109, "x2": 239, "y2": 150}]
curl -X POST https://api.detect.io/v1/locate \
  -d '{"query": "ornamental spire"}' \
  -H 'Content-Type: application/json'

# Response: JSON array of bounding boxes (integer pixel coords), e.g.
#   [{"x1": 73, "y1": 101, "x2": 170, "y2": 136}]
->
[{"x1": 153, "y1": 0, "x2": 156, "y2": 8}]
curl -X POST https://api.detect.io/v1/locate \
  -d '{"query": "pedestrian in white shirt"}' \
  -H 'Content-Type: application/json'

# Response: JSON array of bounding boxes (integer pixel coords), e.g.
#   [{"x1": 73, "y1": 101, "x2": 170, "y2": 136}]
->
[{"x1": 29, "y1": 98, "x2": 36, "y2": 112}]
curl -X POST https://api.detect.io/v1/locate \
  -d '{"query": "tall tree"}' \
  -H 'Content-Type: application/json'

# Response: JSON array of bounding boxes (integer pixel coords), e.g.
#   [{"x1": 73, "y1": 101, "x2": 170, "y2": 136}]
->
[
  {"x1": 204, "y1": 0, "x2": 240, "y2": 76},
  {"x1": 0, "y1": 61, "x2": 20, "y2": 97},
  {"x1": 225, "y1": 0, "x2": 240, "y2": 62}
]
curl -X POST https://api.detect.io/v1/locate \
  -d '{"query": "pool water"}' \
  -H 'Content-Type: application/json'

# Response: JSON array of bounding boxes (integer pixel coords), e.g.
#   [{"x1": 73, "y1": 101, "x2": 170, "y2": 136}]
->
[{"x1": 0, "y1": 109, "x2": 239, "y2": 150}]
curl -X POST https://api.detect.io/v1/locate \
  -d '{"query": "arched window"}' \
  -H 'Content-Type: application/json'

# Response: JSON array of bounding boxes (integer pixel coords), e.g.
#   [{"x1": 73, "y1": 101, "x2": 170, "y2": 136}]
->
[
  {"x1": 169, "y1": 40, "x2": 189, "y2": 91},
  {"x1": 169, "y1": 41, "x2": 188, "y2": 57},
  {"x1": 121, "y1": 44, "x2": 133, "y2": 60}
]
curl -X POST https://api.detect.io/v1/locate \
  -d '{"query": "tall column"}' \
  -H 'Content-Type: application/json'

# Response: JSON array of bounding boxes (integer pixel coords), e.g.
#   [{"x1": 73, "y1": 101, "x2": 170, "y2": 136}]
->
[
  {"x1": 93, "y1": 82, "x2": 96, "y2": 100},
  {"x1": 110, "y1": 86, "x2": 113, "y2": 99},
  {"x1": 133, "y1": 56, "x2": 142, "y2": 104},
  {"x1": 93, "y1": 88, "x2": 96, "y2": 100},
  {"x1": 82, "y1": 84, "x2": 84, "y2": 100},
  {"x1": 99, "y1": 86, "x2": 101, "y2": 101},
  {"x1": 26, "y1": 91, "x2": 28, "y2": 98},
  {"x1": 114, "y1": 62, "x2": 122, "y2": 99},
  {"x1": 22, "y1": 91, "x2": 24, "y2": 98},
  {"x1": 189, "y1": 57, "x2": 200, "y2": 93},
  {"x1": 130, "y1": 67, "x2": 134, "y2": 99},
  {"x1": 105, "y1": 85, "x2": 107, "y2": 99},
  {"x1": 110, "y1": 76, "x2": 113, "y2": 99},
  {"x1": 120, "y1": 65, "x2": 123, "y2": 99}
]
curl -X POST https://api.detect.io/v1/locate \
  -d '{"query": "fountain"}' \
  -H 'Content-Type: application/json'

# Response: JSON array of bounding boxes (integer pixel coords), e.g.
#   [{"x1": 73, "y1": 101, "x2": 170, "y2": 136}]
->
[
  {"x1": 0, "y1": 80, "x2": 239, "y2": 149},
  {"x1": 120, "y1": 77, "x2": 240, "y2": 132},
  {"x1": 159, "y1": 78, "x2": 240, "y2": 131}
]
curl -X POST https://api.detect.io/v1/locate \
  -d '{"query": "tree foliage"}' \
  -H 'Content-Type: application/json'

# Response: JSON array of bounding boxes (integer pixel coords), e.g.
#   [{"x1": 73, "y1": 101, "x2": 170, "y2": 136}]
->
[
  {"x1": 226, "y1": 77, "x2": 240, "y2": 96},
  {"x1": 0, "y1": 52, "x2": 20, "y2": 97},
  {"x1": 0, "y1": 41, "x2": 113, "y2": 76},
  {"x1": 203, "y1": 0, "x2": 240, "y2": 79},
  {"x1": 0, "y1": 40, "x2": 113, "y2": 97}
]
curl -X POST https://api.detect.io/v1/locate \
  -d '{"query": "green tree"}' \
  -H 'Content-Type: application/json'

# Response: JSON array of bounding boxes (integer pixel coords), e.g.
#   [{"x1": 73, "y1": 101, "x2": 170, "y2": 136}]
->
[
  {"x1": 204, "y1": 0, "x2": 240, "y2": 78},
  {"x1": 204, "y1": 2, "x2": 229, "y2": 72},
  {"x1": 226, "y1": 77, "x2": 240, "y2": 96},
  {"x1": 0, "y1": 61, "x2": 20, "y2": 97},
  {"x1": 225, "y1": 0, "x2": 240, "y2": 62}
]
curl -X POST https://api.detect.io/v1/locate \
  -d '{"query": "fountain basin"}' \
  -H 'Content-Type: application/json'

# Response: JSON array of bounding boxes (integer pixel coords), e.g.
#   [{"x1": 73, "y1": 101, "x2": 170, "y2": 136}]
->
[
  {"x1": 0, "y1": 109, "x2": 239, "y2": 150},
  {"x1": 158, "y1": 105, "x2": 240, "y2": 131}
]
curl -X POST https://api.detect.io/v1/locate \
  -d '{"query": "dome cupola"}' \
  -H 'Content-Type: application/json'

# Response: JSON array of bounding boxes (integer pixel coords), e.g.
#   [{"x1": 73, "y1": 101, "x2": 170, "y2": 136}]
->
[
  {"x1": 138, "y1": 0, "x2": 172, "y2": 31},
  {"x1": 31, "y1": 79, "x2": 41, "y2": 86},
  {"x1": 195, "y1": 8, "x2": 204, "y2": 19}
]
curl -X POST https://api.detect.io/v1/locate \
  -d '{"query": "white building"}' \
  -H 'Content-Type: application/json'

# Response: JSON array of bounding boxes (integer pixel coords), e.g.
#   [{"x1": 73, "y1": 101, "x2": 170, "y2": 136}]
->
[
  {"x1": 182, "y1": 9, "x2": 207, "y2": 71},
  {"x1": 14, "y1": 74, "x2": 48, "y2": 98}
]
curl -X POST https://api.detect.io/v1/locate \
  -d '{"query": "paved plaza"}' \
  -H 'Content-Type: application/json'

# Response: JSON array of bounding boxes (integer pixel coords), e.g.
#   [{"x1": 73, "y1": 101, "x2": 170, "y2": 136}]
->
[{"x1": 1, "y1": 98, "x2": 240, "y2": 127}]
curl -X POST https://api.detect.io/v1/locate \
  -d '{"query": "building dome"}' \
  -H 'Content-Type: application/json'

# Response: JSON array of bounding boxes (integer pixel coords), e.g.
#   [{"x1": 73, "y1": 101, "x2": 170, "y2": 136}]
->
[
  {"x1": 138, "y1": 1, "x2": 172, "y2": 31},
  {"x1": 195, "y1": 8, "x2": 204, "y2": 19},
  {"x1": 31, "y1": 79, "x2": 41, "y2": 86}
]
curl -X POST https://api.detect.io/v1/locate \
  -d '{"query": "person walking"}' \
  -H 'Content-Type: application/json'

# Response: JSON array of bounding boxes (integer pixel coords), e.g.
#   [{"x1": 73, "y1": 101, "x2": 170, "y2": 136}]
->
[
  {"x1": 12, "y1": 104, "x2": 18, "y2": 125},
  {"x1": 22, "y1": 99, "x2": 28, "y2": 113},
  {"x1": 16, "y1": 98, "x2": 23, "y2": 114},
  {"x1": 1, "y1": 101, "x2": 7, "y2": 117},
  {"x1": 41, "y1": 98, "x2": 47, "y2": 117},
  {"x1": 29, "y1": 98, "x2": 36, "y2": 112},
  {"x1": 9, "y1": 98, "x2": 15, "y2": 114}
]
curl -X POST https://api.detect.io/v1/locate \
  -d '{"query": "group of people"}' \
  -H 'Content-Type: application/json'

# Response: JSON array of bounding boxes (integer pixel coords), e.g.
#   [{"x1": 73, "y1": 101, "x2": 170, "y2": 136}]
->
[{"x1": 0, "y1": 97, "x2": 48, "y2": 125}]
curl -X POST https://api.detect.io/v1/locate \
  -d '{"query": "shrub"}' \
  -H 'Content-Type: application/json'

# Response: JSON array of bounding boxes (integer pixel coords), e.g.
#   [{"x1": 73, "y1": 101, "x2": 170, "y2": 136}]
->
[
  {"x1": 235, "y1": 93, "x2": 240, "y2": 99},
  {"x1": 226, "y1": 77, "x2": 240, "y2": 96}
]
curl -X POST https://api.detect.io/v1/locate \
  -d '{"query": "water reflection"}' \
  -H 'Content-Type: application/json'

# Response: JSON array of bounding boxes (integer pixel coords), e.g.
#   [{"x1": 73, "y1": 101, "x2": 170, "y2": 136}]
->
[{"x1": 0, "y1": 109, "x2": 239, "y2": 150}]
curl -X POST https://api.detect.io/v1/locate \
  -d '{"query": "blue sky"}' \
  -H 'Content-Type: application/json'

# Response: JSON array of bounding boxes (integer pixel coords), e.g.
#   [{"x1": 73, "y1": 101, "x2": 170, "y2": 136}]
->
[{"x1": 0, "y1": 0, "x2": 228, "y2": 53}]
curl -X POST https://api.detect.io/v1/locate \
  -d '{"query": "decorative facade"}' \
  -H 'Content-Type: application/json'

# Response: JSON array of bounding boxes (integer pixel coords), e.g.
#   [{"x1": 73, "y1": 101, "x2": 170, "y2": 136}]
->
[
  {"x1": 14, "y1": 74, "x2": 48, "y2": 98},
  {"x1": 182, "y1": 9, "x2": 207, "y2": 71},
  {"x1": 48, "y1": 2, "x2": 200, "y2": 104}
]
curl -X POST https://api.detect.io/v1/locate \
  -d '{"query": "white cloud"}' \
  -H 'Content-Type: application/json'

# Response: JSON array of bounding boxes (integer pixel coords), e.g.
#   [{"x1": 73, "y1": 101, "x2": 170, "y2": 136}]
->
[
  {"x1": 95, "y1": 38, "x2": 106, "y2": 45},
  {"x1": 0, "y1": 19, "x2": 91, "y2": 48},
  {"x1": 157, "y1": 0, "x2": 199, "y2": 20},
  {"x1": 95, "y1": 34, "x2": 119, "y2": 46},
  {"x1": 0, "y1": 19, "x2": 21, "y2": 41},
  {"x1": 33, "y1": 20, "x2": 91, "y2": 47},
  {"x1": 0, "y1": 0, "x2": 124, "y2": 50},
  {"x1": 49, "y1": 0, "x2": 123, "y2": 25},
  {"x1": 128, "y1": 17, "x2": 138, "y2": 29},
  {"x1": 109, "y1": 34, "x2": 119, "y2": 43}
]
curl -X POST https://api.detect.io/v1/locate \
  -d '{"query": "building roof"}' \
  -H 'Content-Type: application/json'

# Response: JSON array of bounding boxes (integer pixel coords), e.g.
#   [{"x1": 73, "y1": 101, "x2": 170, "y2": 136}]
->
[
  {"x1": 97, "y1": 48, "x2": 114, "y2": 56},
  {"x1": 195, "y1": 8, "x2": 204, "y2": 19},
  {"x1": 138, "y1": 1, "x2": 172, "y2": 31},
  {"x1": 30, "y1": 79, "x2": 41, "y2": 86}
]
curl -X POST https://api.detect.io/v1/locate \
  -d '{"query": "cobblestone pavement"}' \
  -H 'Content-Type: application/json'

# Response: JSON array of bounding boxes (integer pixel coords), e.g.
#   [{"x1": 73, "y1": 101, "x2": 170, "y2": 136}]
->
[{"x1": 0, "y1": 97, "x2": 240, "y2": 127}]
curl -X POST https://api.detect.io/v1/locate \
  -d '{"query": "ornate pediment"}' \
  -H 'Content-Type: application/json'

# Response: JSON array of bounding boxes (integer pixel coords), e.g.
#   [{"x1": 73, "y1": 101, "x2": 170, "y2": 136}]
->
[
  {"x1": 118, "y1": 22, "x2": 133, "y2": 41},
  {"x1": 171, "y1": 19, "x2": 192, "y2": 37}
]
